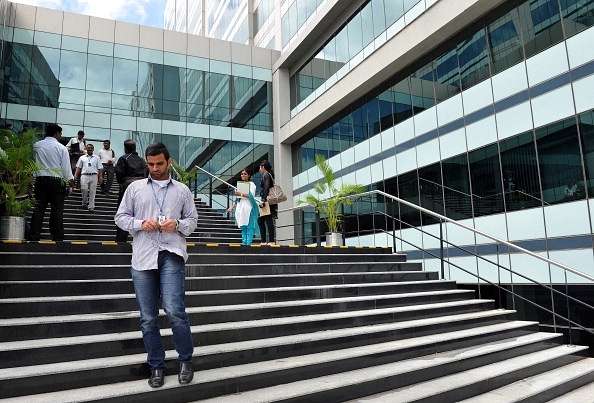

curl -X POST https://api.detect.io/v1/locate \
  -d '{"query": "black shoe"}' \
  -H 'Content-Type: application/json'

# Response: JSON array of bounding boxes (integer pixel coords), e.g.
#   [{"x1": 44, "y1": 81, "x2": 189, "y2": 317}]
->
[
  {"x1": 178, "y1": 361, "x2": 193, "y2": 385},
  {"x1": 148, "y1": 368, "x2": 165, "y2": 388}
]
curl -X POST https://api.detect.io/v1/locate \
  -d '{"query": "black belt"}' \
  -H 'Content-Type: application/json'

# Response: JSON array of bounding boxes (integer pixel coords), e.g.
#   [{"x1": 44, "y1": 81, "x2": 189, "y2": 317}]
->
[{"x1": 82, "y1": 173, "x2": 97, "y2": 175}]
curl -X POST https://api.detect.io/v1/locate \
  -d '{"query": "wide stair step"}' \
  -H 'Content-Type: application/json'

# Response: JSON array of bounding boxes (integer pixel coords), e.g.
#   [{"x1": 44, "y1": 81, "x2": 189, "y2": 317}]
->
[{"x1": 2, "y1": 234, "x2": 594, "y2": 400}]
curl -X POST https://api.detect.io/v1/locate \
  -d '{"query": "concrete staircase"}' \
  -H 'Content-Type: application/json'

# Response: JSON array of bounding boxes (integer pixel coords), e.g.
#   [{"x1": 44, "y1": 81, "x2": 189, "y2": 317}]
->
[
  {"x1": 28, "y1": 184, "x2": 243, "y2": 244},
  {"x1": 2, "y1": 187, "x2": 594, "y2": 401}
]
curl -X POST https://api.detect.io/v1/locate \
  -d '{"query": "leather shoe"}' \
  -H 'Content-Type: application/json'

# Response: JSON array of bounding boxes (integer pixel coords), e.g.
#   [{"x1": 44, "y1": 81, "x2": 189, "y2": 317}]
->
[
  {"x1": 148, "y1": 368, "x2": 165, "y2": 388},
  {"x1": 178, "y1": 361, "x2": 193, "y2": 385}
]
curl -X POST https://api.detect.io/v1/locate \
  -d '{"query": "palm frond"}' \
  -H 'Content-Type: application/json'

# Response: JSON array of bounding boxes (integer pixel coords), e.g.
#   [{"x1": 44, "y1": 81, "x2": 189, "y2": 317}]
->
[{"x1": 296, "y1": 154, "x2": 365, "y2": 233}]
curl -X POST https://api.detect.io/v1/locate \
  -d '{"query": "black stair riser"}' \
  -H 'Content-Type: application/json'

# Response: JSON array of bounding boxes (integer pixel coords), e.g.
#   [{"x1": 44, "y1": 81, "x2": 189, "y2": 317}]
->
[
  {"x1": 0, "y1": 281, "x2": 458, "y2": 318},
  {"x1": 1, "y1": 272, "x2": 437, "y2": 298},
  {"x1": 0, "y1": 291, "x2": 475, "y2": 342},
  {"x1": 197, "y1": 301, "x2": 496, "y2": 346},
  {"x1": 186, "y1": 262, "x2": 420, "y2": 276},
  {"x1": 0, "y1": 262, "x2": 419, "y2": 281},
  {"x1": 190, "y1": 272, "x2": 439, "y2": 290},
  {"x1": 426, "y1": 352, "x2": 590, "y2": 403},
  {"x1": 0, "y1": 323, "x2": 543, "y2": 399},
  {"x1": 0, "y1": 307, "x2": 512, "y2": 370}
]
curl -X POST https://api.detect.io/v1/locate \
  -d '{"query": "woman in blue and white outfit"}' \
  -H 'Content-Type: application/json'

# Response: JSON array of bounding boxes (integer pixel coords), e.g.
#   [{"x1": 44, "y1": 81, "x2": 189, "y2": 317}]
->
[{"x1": 227, "y1": 169, "x2": 258, "y2": 245}]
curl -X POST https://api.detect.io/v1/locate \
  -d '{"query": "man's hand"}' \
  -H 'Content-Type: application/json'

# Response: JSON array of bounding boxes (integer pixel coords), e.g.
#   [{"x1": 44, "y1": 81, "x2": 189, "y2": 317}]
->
[
  {"x1": 160, "y1": 219, "x2": 178, "y2": 233},
  {"x1": 141, "y1": 219, "x2": 159, "y2": 232}
]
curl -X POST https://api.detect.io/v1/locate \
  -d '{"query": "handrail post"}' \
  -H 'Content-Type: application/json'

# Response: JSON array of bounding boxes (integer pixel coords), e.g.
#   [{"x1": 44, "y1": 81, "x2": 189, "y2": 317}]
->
[
  {"x1": 315, "y1": 209, "x2": 321, "y2": 247},
  {"x1": 209, "y1": 177, "x2": 213, "y2": 207},
  {"x1": 341, "y1": 204, "x2": 345, "y2": 246},
  {"x1": 439, "y1": 219, "x2": 444, "y2": 280},
  {"x1": 392, "y1": 216, "x2": 396, "y2": 253},
  {"x1": 565, "y1": 271, "x2": 572, "y2": 345}
]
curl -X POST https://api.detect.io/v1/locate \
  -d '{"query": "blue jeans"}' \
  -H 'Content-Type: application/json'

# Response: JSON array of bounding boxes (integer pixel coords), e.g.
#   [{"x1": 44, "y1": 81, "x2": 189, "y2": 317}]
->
[{"x1": 130, "y1": 251, "x2": 193, "y2": 369}]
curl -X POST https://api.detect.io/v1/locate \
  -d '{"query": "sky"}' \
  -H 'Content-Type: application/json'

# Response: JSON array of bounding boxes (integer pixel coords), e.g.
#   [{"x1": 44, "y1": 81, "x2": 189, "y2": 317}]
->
[{"x1": 8, "y1": 0, "x2": 168, "y2": 29}]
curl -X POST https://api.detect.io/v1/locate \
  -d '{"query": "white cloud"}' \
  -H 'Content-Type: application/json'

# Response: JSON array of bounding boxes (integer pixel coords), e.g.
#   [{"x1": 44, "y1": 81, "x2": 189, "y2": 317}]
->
[{"x1": 9, "y1": 0, "x2": 165, "y2": 28}]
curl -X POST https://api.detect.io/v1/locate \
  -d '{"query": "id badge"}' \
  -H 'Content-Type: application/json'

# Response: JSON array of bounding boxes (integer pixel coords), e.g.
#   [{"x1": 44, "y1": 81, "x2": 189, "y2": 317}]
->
[{"x1": 158, "y1": 214, "x2": 166, "y2": 225}]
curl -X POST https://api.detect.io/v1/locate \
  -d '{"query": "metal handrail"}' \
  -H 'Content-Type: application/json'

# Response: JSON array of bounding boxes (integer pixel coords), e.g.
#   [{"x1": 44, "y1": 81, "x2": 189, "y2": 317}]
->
[
  {"x1": 284, "y1": 189, "x2": 594, "y2": 343},
  {"x1": 352, "y1": 190, "x2": 594, "y2": 282},
  {"x1": 418, "y1": 177, "x2": 549, "y2": 206},
  {"x1": 373, "y1": 208, "x2": 594, "y2": 331}
]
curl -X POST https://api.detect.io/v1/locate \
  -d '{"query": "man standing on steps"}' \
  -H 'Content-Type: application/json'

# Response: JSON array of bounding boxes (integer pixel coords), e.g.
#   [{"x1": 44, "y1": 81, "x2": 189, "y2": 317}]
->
[
  {"x1": 114, "y1": 139, "x2": 148, "y2": 242},
  {"x1": 74, "y1": 143, "x2": 103, "y2": 212},
  {"x1": 98, "y1": 139, "x2": 116, "y2": 195},
  {"x1": 29, "y1": 124, "x2": 74, "y2": 241},
  {"x1": 114, "y1": 142, "x2": 198, "y2": 388}
]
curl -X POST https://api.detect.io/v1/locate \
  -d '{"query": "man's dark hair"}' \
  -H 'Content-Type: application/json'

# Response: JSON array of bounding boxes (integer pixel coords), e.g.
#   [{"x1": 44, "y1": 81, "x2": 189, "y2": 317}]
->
[
  {"x1": 45, "y1": 124, "x2": 62, "y2": 137},
  {"x1": 77, "y1": 130, "x2": 85, "y2": 136},
  {"x1": 123, "y1": 139, "x2": 137, "y2": 154},
  {"x1": 146, "y1": 142, "x2": 170, "y2": 160}
]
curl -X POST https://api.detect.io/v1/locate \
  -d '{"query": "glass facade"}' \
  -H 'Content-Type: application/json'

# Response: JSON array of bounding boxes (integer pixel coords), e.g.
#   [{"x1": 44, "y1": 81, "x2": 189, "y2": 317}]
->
[
  {"x1": 290, "y1": 0, "x2": 430, "y2": 110},
  {"x1": 281, "y1": 0, "x2": 325, "y2": 48},
  {"x1": 3, "y1": 0, "x2": 594, "y2": 262},
  {"x1": 0, "y1": 7, "x2": 274, "y2": 207},
  {"x1": 379, "y1": 113, "x2": 592, "y2": 228},
  {"x1": 295, "y1": 0, "x2": 594, "y2": 174},
  {"x1": 289, "y1": 0, "x2": 594, "y2": 258}
]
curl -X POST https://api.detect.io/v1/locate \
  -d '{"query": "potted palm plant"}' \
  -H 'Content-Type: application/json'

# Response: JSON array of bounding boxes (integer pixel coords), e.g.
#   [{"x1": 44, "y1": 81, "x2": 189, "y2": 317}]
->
[
  {"x1": 0, "y1": 128, "x2": 43, "y2": 240},
  {"x1": 297, "y1": 154, "x2": 365, "y2": 246},
  {"x1": 169, "y1": 161, "x2": 198, "y2": 188}
]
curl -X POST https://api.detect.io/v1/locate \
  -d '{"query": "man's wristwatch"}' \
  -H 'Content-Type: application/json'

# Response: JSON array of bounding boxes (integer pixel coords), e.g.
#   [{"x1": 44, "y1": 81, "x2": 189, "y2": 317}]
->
[{"x1": 175, "y1": 219, "x2": 180, "y2": 231}]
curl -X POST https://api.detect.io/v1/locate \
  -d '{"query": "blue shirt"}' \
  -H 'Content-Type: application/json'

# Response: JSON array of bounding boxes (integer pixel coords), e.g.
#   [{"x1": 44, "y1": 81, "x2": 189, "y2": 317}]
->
[
  {"x1": 33, "y1": 136, "x2": 74, "y2": 180},
  {"x1": 114, "y1": 176, "x2": 198, "y2": 270},
  {"x1": 76, "y1": 154, "x2": 102, "y2": 174}
]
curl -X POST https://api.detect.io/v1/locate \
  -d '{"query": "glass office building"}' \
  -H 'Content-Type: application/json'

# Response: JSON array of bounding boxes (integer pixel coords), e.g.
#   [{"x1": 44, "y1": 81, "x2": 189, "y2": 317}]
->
[
  {"x1": 2, "y1": 0, "x2": 594, "y2": 285},
  {"x1": 0, "y1": 0, "x2": 276, "y2": 212}
]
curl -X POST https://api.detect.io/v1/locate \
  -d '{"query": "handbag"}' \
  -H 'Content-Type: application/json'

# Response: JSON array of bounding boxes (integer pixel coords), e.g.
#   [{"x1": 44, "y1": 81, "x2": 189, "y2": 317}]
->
[
  {"x1": 266, "y1": 176, "x2": 287, "y2": 205},
  {"x1": 267, "y1": 184, "x2": 287, "y2": 204},
  {"x1": 259, "y1": 202, "x2": 271, "y2": 216}
]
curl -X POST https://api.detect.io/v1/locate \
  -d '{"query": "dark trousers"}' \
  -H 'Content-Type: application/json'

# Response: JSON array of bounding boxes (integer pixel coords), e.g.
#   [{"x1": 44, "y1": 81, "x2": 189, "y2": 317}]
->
[
  {"x1": 115, "y1": 188, "x2": 129, "y2": 242},
  {"x1": 101, "y1": 164, "x2": 115, "y2": 193},
  {"x1": 29, "y1": 176, "x2": 66, "y2": 241},
  {"x1": 258, "y1": 215, "x2": 276, "y2": 243}
]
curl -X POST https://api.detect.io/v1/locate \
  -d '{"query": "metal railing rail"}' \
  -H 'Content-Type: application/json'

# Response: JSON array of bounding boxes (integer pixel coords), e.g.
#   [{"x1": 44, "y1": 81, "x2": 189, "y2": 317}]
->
[
  {"x1": 374, "y1": 209, "x2": 594, "y2": 338},
  {"x1": 282, "y1": 189, "x2": 594, "y2": 343},
  {"x1": 418, "y1": 177, "x2": 549, "y2": 205}
]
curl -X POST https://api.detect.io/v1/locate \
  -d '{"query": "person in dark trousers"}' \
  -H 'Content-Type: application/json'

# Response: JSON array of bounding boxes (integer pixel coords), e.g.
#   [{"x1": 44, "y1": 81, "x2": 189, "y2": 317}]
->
[
  {"x1": 67, "y1": 130, "x2": 86, "y2": 187},
  {"x1": 114, "y1": 139, "x2": 148, "y2": 242},
  {"x1": 114, "y1": 142, "x2": 198, "y2": 389},
  {"x1": 98, "y1": 139, "x2": 116, "y2": 195},
  {"x1": 28, "y1": 124, "x2": 74, "y2": 241},
  {"x1": 257, "y1": 160, "x2": 278, "y2": 245}
]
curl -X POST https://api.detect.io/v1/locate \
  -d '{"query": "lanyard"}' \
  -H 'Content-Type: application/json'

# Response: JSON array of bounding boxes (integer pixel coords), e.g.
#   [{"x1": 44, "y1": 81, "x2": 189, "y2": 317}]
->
[{"x1": 150, "y1": 179, "x2": 170, "y2": 214}]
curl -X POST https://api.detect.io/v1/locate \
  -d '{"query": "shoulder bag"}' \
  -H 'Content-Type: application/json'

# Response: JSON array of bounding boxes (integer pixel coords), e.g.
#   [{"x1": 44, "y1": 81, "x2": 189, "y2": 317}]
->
[{"x1": 266, "y1": 175, "x2": 287, "y2": 205}]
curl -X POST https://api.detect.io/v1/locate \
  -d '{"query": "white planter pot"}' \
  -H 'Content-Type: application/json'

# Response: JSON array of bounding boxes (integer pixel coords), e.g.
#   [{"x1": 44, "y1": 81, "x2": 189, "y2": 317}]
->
[
  {"x1": 0, "y1": 216, "x2": 26, "y2": 241},
  {"x1": 325, "y1": 232, "x2": 342, "y2": 247}
]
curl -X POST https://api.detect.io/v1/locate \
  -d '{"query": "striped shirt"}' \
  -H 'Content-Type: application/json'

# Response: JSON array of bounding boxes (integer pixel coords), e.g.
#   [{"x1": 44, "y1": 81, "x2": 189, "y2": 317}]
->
[{"x1": 114, "y1": 176, "x2": 198, "y2": 270}]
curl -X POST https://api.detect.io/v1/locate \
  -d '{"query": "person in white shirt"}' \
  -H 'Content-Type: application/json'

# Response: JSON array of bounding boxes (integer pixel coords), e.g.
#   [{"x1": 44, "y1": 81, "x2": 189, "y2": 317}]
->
[
  {"x1": 29, "y1": 124, "x2": 74, "y2": 241},
  {"x1": 74, "y1": 144, "x2": 103, "y2": 211},
  {"x1": 97, "y1": 139, "x2": 116, "y2": 195}
]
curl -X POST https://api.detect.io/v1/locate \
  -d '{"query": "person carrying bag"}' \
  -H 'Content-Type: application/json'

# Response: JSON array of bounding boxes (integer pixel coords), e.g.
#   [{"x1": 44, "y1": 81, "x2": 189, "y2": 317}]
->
[{"x1": 258, "y1": 160, "x2": 278, "y2": 245}]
